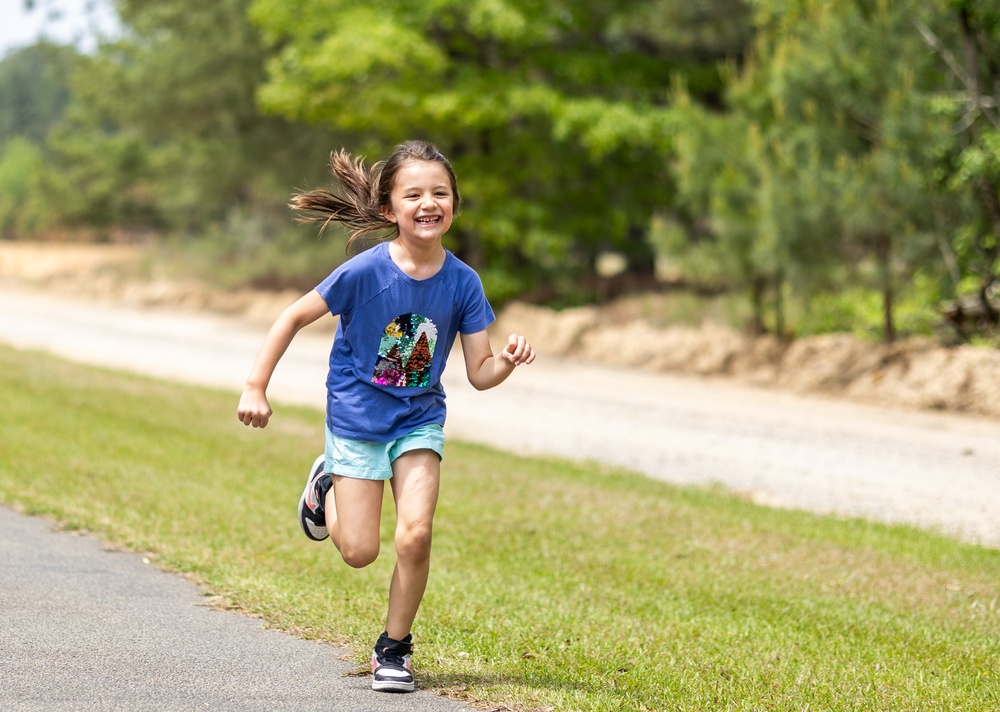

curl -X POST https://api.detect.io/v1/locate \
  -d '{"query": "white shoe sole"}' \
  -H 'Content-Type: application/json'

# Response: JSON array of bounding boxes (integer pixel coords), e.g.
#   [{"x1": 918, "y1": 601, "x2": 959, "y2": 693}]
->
[
  {"x1": 372, "y1": 678, "x2": 414, "y2": 693},
  {"x1": 297, "y1": 454, "x2": 328, "y2": 541}
]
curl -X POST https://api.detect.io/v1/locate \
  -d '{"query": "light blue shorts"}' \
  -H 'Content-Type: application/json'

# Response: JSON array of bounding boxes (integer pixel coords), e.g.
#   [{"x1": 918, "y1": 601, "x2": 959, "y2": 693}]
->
[{"x1": 324, "y1": 423, "x2": 445, "y2": 481}]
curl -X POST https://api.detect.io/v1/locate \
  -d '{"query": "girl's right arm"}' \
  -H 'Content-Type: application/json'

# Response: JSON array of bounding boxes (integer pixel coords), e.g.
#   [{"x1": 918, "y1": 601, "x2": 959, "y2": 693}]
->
[{"x1": 237, "y1": 290, "x2": 330, "y2": 428}]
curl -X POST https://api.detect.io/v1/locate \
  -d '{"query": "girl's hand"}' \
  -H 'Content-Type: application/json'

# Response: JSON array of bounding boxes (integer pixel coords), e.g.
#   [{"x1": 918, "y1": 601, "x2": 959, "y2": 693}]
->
[
  {"x1": 500, "y1": 333, "x2": 535, "y2": 367},
  {"x1": 237, "y1": 388, "x2": 273, "y2": 428}
]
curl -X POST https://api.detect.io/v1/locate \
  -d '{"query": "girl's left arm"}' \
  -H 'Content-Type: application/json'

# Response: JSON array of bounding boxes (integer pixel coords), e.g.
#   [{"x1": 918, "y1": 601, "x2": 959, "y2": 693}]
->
[{"x1": 461, "y1": 330, "x2": 535, "y2": 391}]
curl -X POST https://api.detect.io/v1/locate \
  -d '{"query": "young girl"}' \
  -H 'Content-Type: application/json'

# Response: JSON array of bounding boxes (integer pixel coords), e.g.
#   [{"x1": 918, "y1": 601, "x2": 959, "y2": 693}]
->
[{"x1": 237, "y1": 140, "x2": 534, "y2": 693}]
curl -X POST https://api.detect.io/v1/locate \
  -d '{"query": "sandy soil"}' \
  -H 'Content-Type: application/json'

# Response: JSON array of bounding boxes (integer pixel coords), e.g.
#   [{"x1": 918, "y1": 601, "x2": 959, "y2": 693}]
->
[{"x1": 4, "y1": 240, "x2": 1000, "y2": 420}]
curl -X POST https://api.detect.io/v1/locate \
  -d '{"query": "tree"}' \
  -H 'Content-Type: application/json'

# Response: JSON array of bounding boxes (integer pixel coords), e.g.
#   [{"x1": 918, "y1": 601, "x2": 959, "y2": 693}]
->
[
  {"x1": 918, "y1": 1, "x2": 1000, "y2": 335},
  {"x1": 0, "y1": 138, "x2": 47, "y2": 237},
  {"x1": 0, "y1": 42, "x2": 78, "y2": 238},
  {"x1": 250, "y1": 0, "x2": 752, "y2": 302},
  {"x1": 671, "y1": 0, "x2": 959, "y2": 342},
  {"x1": 0, "y1": 42, "x2": 75, "y2": 145},
  {"x1": 40, "y1": 0, "x2": 335, "y2": 238},
  {"x1": 767, "y1": 0, "x2": 951, "y2": 342}
]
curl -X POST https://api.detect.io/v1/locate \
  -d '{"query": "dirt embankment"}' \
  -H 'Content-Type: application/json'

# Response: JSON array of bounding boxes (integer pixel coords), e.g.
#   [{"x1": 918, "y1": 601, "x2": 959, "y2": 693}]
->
[
  {"x1": 496, "y1": 303, "x2": 1000, "y2": 419},
  {"x1": 6, "y1": 241, "x2": 1000, "y2": 420}
]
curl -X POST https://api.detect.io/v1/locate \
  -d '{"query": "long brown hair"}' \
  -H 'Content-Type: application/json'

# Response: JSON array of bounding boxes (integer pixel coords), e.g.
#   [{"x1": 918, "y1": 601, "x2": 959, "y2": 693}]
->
[{"x1": 290, "y1": 140, "x2": 461, "y2": 251}]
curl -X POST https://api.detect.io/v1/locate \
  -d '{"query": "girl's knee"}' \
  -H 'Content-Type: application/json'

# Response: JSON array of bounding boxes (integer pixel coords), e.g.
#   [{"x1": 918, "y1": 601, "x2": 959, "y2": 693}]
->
[
  {"x1": 395, "y1": 523, "x2": 433, "y2": 562},
  {"x1": 339, "y1": 539, "x2": 380, "y2": 568}
]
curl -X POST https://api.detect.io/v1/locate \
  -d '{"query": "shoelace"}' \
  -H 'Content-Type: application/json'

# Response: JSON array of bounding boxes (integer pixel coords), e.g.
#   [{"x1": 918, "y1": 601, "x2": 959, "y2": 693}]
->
[
  {"x1": 377, "y1": 640, "x2": 413, "y2": 669},
  {"x1": 379, "y1": 651, "x2": 406, "y2": 669}
]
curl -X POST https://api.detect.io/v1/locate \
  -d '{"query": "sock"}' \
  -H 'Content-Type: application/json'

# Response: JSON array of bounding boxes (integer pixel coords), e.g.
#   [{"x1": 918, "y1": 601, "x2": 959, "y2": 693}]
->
[{"x1": 314, "y1": 474, "x2": 333, "y2": 514}]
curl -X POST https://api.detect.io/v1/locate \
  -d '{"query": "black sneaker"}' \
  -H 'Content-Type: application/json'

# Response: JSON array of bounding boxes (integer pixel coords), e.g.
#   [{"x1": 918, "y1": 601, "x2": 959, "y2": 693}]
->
[
  {"x1": 371, "y1": 632, "x2": 414, "y2": 692},
  {"x1": 297, "y1": 454, "x2": 329, "y2": 541}
]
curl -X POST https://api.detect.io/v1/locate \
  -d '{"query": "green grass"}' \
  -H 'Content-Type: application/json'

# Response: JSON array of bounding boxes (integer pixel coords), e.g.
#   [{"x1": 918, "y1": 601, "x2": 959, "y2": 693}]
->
[{"x1": 1, "y1": 343, "x2": 998, "y2": 711}]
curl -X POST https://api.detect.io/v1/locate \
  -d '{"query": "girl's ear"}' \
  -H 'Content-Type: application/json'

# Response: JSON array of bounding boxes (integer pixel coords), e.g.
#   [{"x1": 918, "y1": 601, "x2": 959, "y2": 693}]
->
[{"x1": 380, "y1": 204, "x2": 397, "y2": 223}]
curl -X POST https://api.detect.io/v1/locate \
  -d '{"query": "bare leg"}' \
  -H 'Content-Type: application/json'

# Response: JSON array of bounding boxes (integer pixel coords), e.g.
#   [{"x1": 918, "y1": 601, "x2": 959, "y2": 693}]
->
[
  {"x1": 384, "y1": 449, "x2": 440, "y2": 640},
  {"x1": 327, "y1": 476, "x2": 384, "y2": 568}
]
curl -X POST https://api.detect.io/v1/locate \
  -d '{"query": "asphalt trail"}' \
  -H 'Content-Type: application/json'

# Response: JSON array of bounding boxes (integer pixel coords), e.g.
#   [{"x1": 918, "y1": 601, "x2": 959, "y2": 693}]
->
[{"x1": 0, "y1": 506, "x2": 472, "y2": 711}]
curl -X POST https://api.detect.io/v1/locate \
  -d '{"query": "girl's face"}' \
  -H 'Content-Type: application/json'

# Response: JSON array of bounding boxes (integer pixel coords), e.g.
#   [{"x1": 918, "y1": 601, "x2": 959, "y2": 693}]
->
[{"x1": 381, "y1": 160, "x2": 454, "y2": 248}]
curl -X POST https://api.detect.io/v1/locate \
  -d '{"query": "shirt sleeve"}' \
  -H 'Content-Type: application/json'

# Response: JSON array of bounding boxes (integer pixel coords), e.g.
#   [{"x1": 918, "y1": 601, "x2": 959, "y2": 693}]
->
[{"x1": 459, "y1": 269, "x2": 496, "y2": 334}]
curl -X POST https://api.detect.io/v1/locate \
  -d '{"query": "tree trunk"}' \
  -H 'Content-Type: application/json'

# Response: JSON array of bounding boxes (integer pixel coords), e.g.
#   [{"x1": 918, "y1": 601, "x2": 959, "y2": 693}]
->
[
  {"x1": 623, "y1": 224, "x2": 657, "y2": 277},
  {"x1": 774, "y1": 275, "x2": 785, "y2": 339},
  {"x1": 454, "y1": 228, "x2": 484, "y2": 272},
  {"x1": 876, "y1": 232, "x2": 896, "y2": 343},
  {"x1": 750, "y1": 276, "x2": 766, "y2": 336}
]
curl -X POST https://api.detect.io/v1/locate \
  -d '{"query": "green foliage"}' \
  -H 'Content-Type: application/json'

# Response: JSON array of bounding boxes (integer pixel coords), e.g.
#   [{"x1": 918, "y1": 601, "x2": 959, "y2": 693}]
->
[
  {"x1": 250, "y1": 0, "x2": 742, "y2": 291},
  {"x1": 955, "y1": 129, "x2": 1000, "y2": 185},
  {"x1": 39, "y1": 113, "x2": 159, "y2": 234},
  {"x1": 4, "y1": 0, "x2": 1000, "y2": 343},
  {"x1": 668, "y1": 0, "x2": 1000, "y2": 342},
  {"x1": 0, "y1": 137, "x2": 47, "y2": 237},
  {"x1": 797, "y1": 272, "x2": 945, "y2": 340},
  {"x1": 0, "y1": 42, "x2": 80, "y2": 238},
  {"x1": 0, "y1": 42, "x2": 75, "y2": 145},
  {"x1": 29, "y1": 0, "x2": 336, "y2": 238}
]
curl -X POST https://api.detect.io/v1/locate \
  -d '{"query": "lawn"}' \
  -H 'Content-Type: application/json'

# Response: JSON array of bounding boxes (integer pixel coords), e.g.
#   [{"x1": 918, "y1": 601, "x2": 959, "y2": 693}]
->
[{"x1": 1, "y1": 343, "x2": 997, "y2": 711}]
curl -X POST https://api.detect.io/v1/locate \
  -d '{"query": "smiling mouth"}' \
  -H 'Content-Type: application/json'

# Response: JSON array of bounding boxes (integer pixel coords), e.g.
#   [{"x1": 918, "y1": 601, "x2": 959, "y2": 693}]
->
[{"x1": 415, "y1": 216, "x2": 441, "y2": 225}]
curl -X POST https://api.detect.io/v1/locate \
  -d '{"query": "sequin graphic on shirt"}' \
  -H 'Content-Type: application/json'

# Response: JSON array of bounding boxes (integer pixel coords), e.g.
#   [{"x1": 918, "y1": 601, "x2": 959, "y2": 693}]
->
[{"x1": 371, "y1": 314, "x2": 438, "y2": 388}]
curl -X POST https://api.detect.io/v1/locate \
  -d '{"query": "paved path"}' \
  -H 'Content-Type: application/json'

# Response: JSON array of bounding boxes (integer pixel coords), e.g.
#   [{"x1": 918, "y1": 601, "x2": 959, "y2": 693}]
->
[{"x1": 0, "y1": 506, "x2": 472, "y2": 711}]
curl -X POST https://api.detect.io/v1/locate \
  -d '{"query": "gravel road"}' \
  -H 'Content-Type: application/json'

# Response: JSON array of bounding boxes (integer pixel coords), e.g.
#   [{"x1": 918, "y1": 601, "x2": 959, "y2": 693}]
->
[{"x1": 2, "y1": 287, "x2": 998, "y2": 547}]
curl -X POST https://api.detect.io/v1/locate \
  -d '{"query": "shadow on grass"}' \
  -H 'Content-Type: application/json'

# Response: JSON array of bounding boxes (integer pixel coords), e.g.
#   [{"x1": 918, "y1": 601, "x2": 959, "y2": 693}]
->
[{"x1": 418, "y1": 669, "x2": 597, "y2": 708}]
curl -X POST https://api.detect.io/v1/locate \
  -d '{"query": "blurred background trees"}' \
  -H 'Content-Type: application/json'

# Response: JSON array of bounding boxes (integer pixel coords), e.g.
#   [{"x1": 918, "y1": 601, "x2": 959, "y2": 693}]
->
[{"x1": 1, "y1": 0, "x2": 998, "y2": 343}]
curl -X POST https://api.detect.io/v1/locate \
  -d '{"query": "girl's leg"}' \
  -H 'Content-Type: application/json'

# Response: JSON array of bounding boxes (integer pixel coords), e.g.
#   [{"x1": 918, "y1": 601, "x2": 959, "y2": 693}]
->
[
  {"x1": 327, "y1": 476, "x2": 384, "y2": 568},
  {"x1": 383, "y1": 449, "x2": 440, "y2": 640}
]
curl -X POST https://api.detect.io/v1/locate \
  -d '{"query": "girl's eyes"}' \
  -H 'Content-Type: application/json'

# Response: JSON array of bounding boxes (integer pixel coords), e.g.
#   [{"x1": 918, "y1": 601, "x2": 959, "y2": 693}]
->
[{"x1": 403, "y1": 192, "x2": 451, "y2": 199}]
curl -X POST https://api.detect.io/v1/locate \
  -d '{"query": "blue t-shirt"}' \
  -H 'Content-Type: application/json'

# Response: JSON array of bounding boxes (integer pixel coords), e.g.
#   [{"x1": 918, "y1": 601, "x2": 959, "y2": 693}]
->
[{"x1": 315, "y1": 241, "x2": 495, "y2": 441}]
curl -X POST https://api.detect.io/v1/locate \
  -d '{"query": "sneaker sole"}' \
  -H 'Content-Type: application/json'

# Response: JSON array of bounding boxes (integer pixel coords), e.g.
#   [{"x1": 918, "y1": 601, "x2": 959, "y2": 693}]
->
[
  {"x1": 372, "y1": 679, "x2": 414, "y2": 693},
  {"x1": 298, "y1": 454, "x2": 328, "y2": 541}
]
